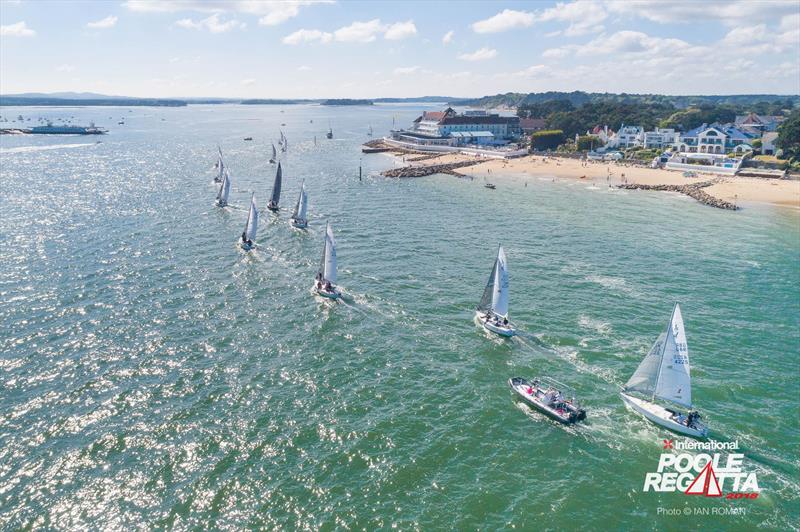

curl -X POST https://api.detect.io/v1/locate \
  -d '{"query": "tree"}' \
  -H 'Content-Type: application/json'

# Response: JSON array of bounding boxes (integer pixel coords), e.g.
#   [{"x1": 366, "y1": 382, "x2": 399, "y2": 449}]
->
[
  {"x1": 531, "y1": 130, "x2": 565, "y2": 151},
  {"x1": 776, "y1": 109, "x2": 800, "y2": 159},
  {"x1": 576, "y1": 135, "x2": 601, "y2": 151}
]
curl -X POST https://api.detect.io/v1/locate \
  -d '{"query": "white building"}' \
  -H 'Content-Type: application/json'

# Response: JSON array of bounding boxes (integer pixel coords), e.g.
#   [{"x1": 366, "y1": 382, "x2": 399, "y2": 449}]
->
[
  {"x1": 607, "y1": 125, "x2": 643, "y2": 148},
  {"x1": 642, "y1": 128, "x2": 679, "y2": 149}
]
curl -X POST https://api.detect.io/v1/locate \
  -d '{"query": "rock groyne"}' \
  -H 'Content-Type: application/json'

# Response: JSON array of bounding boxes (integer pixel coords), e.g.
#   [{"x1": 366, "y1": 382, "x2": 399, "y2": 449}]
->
[
  {"x1": 381, "y1": 160, "x2": 479, "y2": 178},
  {"x1": 617, "y1": 179, "x2": 737, "y2": 210}
]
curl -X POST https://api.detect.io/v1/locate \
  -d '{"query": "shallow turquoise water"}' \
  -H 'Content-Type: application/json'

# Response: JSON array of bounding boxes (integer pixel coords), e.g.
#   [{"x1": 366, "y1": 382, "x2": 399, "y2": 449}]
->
[{"x1": 1, "y1": 104, "x2": 798, "y2": 530}]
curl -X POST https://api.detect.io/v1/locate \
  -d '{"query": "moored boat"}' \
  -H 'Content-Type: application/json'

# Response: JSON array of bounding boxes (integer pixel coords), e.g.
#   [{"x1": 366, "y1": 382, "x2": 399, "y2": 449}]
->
[
  {"x1": 509, "y1": 377, "x2": 587, "y2": 424},
  {"x1": 620, "y1": 303, "x2": 708, "y2": 438},
  {"x1": 475, "y1": 246, "x2": 515, "y2": 337}
]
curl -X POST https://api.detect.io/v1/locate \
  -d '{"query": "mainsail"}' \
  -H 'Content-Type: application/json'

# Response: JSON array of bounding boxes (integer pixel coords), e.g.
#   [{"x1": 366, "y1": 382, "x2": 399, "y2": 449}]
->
[
  {"x1": 216, "y1": 169, "x2": 231, "y2": 205},
  {"x1": 216, "y1": 146, "x2": 225, "y2": 182},
  {"x1": 270, "y1": 162, "x2": 282, "y2": 206},
  {"x1": 319, "y1": 222, "x2": 337, "y2": 283},
  {"x1": 292, "y1": 181, "x2": 308, "y2": 220},
  {"x1": 271, "y1": 143, "x2": 277, "y2": 161},
  {"x1": 624, "y1": 304, "x2": 692, "y2": 408},
  {"x1": 477, "y1": 246, "x2": 509, "y2": 317},
  {"x1": 243, "y1": 193, "x2": 259, "y2": 242}
]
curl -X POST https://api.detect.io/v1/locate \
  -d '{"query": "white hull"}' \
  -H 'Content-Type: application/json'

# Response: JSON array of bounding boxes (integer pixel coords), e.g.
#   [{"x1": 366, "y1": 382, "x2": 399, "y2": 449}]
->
[
  {"x1": 240, "y1": 240, "x2": 254, "y2": 251},
  {"x1": 509, "y1": 378, "x2": 586, "y2": 424},
  {"x1": 290, "y1": 218, "x2": 308, "y2": 229},
  {"x1": 475, "y1": 311, "x2": 515, "y2": 337},
  {"x1": 215, "y1": 200, "x2": 226, "y2": 207},
  {"x1": 315, "y1": 285, "x2": 341, "y2": 300},
  {"x1": 620, "y1": 393, "x2": 708, "y2": 438}
]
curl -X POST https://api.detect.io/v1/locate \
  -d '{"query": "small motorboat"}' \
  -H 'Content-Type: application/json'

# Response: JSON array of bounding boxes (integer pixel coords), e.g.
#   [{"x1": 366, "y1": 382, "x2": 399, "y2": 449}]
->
[
  {"x1": 509, "y1": 377, "x2": 587, "y2": 424},
  {"x1": 484, "y1": 183, "x2": 496, "y2": 189},
  {"x1": 244, "y1": 137, "x2": 253, "y2": 141}
]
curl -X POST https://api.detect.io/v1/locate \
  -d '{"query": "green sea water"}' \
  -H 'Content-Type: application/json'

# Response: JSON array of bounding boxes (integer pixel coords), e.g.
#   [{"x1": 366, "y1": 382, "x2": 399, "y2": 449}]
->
[{"x1": 1, "y1": 104, "x2": 798, "y2": 530}]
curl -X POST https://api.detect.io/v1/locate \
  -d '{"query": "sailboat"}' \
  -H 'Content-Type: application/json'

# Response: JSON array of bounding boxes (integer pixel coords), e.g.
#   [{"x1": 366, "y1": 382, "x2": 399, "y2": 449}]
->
[
  {"x1": 214, "y1": 146, "x2": 225, "y2": 183},
  {"x1": 269, "y1": 143, "x2": 277, "y2": 164},
  {"x1": 267, "y1": 162, "x2": 282, "y2": 212},
  {"x1": 620, "y1": 304, "x2": 708, "y2": 438},
  {"x1": 367, "y1": 124, "x2": 373, "y2": 136},
  {"x1": 214, "y1": 169, "x2": 231, "y2": 207},
  {"x1": 326, "y1": 123, "x2": 333, "y2": 139},
  {"x1": 289, "y1": 180, "x2": 308, "y2": 229},
  {"x1": 475, "y1": 246, "x2": 515, "y2": 337},
  {"x1": 314, "y1": 222, "x2": 340, "y2": 299},
  {"x1": 279, "y1": 131, "x2": 287, "y2": 152},
  {"x1": 239, "y1": 193, "x2": 259, "y2": 251}
]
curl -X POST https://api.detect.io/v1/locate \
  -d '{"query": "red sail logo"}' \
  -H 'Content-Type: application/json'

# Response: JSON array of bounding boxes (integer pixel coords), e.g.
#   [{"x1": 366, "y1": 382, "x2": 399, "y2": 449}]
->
[{"x1": 684, "y1": 462, "x2": 722, "y2": 497}]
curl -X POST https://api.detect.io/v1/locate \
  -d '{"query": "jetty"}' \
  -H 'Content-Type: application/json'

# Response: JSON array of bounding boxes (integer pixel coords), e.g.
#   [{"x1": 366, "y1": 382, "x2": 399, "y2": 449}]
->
[{"x1": 617, "y1": 179, "x2": 738, "y2": 210}]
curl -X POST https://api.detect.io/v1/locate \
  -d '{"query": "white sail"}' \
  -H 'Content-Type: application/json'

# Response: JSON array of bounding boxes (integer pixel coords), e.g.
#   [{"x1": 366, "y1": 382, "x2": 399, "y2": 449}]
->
[
  {"x1": 624, "y1": 333, "x2": 665, "y2": 397},
  {"x1": 244, "y1": 193, "x2": 259, "y2": 242},
  {"x1": 216, "y1": 169, "x2": 231, "y2": 205},
  {"x1": 654, "y1": 304, "x2": 692, "y2": 408},
  {"x1": 292, "y1": 181, "x2": 308, "y2": 220},
  {"x1": 491, "y1": 246, "x2": 509, "y2": 317},
  {"x1": 319, "y1": 222, "x2": 337, "y2": 283},
  {"x1": 216, "y1": 147, "x2": 225, "y2": 181},
  {"x1": 271, "y1": 143, "x2": 277, "y2": 160}
]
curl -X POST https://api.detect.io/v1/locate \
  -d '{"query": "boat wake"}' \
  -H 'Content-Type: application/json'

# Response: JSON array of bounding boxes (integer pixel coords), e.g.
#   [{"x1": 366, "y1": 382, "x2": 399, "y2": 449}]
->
[{"x1": 0, "y1": 142, "x2": 95, "y2": 154}]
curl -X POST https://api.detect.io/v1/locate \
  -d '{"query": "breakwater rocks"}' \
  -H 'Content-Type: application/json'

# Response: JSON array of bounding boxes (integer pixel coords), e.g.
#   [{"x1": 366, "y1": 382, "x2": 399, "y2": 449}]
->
[
  {"x1": 381, "y1": 160, "x2": 479, "y2": 178},
  {"x1": 617, "y1": 179, "x2": 738, "y2": 210}
]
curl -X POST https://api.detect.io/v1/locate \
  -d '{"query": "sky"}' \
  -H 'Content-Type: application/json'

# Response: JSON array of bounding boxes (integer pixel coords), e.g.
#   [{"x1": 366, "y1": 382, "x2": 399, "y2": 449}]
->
[{"x1": 1, "y1": 0, "x2": 798, "y2": 98}]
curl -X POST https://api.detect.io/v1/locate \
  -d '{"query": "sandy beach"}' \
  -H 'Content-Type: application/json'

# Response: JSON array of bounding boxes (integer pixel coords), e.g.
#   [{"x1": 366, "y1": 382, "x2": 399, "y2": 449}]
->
[{"x1": 390, "y1": 152, "x2": 800, "y2": 209}]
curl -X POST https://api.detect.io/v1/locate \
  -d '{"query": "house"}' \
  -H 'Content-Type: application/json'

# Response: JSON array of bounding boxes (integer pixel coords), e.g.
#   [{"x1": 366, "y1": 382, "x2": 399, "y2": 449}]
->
[
  {"x1": 642, "y1": 128, "x2": 679, "y2": 149},
  {"x1": 606, "y1": 125, "x2": 643, "y2": 148},
  {"x1": 761, "y1": 132, "x2": 779, "y2": 155},
  {"x1": 520, "y1": 118, "x2": 546, "y2": 134},
  {"x1": 675, "y1": 123, "x2": 756, "y2": 154},
  {"x1": 734, "y1": 113, "x2": 784, "y2": 133}
]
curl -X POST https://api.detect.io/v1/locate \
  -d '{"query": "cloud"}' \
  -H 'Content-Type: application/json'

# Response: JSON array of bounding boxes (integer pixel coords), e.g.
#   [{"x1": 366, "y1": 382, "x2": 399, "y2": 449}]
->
[
  {"x1": 282, "y1": 28, "x2": 332, "y2": 44},
  {"x1": 56, "y1": 64, "x2": 76, "y2": 72},
  {"x1": 542, "y1": 47, "x2": 570, "y2": 59},
  {"x1": 124, "y1": 0, "x2": 332, "y2": 26},
  {"x1": 1, "y1": 21, "x2": 35, "y2": 37},
  {"x1": 458, "y1": 47, "x2": 497, "y2": 61},
  {"x1": 605, "y1": 0, "x2": 799, "y2": 26},
  {"x1": 442, "y1": 30, "x2": 454, "y2": 44},
  {"x1": 537, "y1": 0, "x2": 606, "y2": 36},
  {"x1": 722, "y1": 25, "x2": 768, "y2": 46},
  {"x1": 384, "y1": 20, "x2": 417, "y2": 40},
  {"x1": 297, "y1": 65, "x2": 312, "y2": 71},
  {"x1": 87, "y1": 15, "x2": 118, "y2": 29},
  {"x1": 175, "y1": 14, "x2": 245, "y2": 33},
  {"x1": 513, "y1": 64, "x2": 547, "y2": 77},
  {"x1": 472, "y1": 9, "x2": 534, "y2": 33},
  {"x1": 284, "y1": 19, "x2": 416, "y2": 45},
  {"x1": 333, "y1": 19, "x2": 385, "y2": 42},
  {"x1": 240, "y1": 78, "x2": 255, "y2": 86},
  {"x1": 393, "y1": 66, "x2": 421, "y2": 75}
]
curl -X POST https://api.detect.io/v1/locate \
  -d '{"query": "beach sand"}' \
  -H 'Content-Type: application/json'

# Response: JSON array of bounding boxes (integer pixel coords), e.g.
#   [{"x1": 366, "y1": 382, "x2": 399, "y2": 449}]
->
[{"x1": 395, "y1": 152, "x2": 800, "y2": 209}]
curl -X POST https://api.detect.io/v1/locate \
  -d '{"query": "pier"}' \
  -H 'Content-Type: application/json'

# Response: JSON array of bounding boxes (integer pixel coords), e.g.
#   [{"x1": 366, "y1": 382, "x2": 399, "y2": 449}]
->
[{"x1": 617, "y1": 179, "x2": 738, "y2": 210}]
